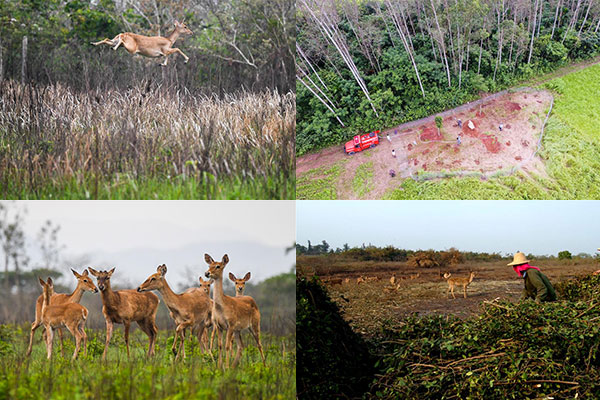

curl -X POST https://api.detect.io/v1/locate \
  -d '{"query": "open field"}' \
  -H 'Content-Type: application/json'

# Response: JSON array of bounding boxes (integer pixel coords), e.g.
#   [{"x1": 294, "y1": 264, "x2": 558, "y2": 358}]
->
[
  {"x1": 298, "y1": 255, "x2": 600, "y2": 335},
  {"x1": 297, "y1": 63, "x2": 600, "y2": 200},
  {"x1": 0, "y1": 325, "x2": 295, "y2": 399},
  {"x1": 0, "y1": 81, "x2": 295, "y2": 199}
]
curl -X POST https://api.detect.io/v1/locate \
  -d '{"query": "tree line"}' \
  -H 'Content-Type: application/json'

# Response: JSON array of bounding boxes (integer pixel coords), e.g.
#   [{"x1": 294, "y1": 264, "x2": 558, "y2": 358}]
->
[
  {"x1": 297, "y1": 0, "x2": 600, "y2": 155},
  {"x1": 0, "y1": 0, "x2": 294, "y2": 95}
]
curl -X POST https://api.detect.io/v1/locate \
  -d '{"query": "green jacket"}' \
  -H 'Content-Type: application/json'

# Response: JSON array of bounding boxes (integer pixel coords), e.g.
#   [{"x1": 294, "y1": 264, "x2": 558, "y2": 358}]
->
[{"x1": 522, "y1": 269, "x2": 557, "y2": 303}]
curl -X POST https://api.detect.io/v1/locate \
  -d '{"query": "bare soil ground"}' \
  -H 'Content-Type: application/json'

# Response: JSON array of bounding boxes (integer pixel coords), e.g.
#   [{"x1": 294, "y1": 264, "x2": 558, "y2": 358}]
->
[
  {"x1": 297, "y1": 89, "x2": 553, "y2": 199},
  {"x1": 299, "y1": 257, "x2": 600, "y2": 335}
]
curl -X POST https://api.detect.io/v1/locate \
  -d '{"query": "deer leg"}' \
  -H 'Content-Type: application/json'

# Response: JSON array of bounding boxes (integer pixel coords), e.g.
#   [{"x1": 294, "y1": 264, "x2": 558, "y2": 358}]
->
[
  {"x1": 231, "y1": 331, "x2": 244, "y2": 368},
  {"x1": 464, "y1": 285, "x2": 467, "y2": 299},
  {"x1": 171, "y1": 327, "x2": 179, "y2": 356},
  {"x1": 26, "y1": 319, "x2": 43, "y2": 357},
  {"x1": 91, "y1": 38, "x2": 115, "y2": 46},
  {"x1": 64, "y1": 323, "x2": 79, "y2": 360},
  {"x1": 58, "y1": 327, "x2": 65, "y2": 357},
  {"x1": 103, "y1": 319, "x2": 113, "y2": 361},
  {"x1": 251, "y1": 320, "x2": 266, "y2": 366},
  {"x1": 124, "y1": 321, "x2": 131, "y2": 358},
  {"x1": 451, "y1": 285, "x2": 456, "y2": 299},
  {"x1": 175, "y1": 324, "x2": 185, "y2": 361},
  {"x1": 112, "y1": 35, "x2": 123, "y2": 51},
  {"x1": 224, "y1": 328, "x2": 235, "y2": 369},
  {"x1": 139, "y1": 318, "x2": 158, "y2": 357},
  {"x1": 165, "y1": 48, "x2": 189, "y2": 64},
  {"x1": 80, "y1": 322, "x2": 87, "y2": 357},
  {"x1": 46, "y1": 326, "x2": 54, "y2": 360}
]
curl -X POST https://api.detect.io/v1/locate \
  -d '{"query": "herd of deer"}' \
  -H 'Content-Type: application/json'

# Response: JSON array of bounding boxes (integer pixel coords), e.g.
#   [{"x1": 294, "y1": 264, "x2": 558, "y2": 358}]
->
[
  {"x1": 326, "y1": 271, "x2": 477, "y2": 299},
  {"x1": 27, "y1": 254, "x2": 264, "y2": 369}
]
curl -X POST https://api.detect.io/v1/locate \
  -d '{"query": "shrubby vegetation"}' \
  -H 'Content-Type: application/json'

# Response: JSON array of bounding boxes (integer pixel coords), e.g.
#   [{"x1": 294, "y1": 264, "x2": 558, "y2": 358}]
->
[{"x1": 297, "y1": 0, "x2": 600, "y2": 155}]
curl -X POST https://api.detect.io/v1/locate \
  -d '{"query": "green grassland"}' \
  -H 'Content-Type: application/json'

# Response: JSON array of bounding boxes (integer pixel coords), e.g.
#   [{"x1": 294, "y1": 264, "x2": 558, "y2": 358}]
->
[
  {"x1": 0, "y1": 325, "x2": 295, "y2": 399},
  {"x1": 297, "y1": 63, "x2": 600, "y2": 199}
]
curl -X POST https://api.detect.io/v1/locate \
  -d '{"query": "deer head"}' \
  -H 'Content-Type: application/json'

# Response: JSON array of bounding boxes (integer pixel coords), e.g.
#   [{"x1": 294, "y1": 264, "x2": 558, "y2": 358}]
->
[
  {"x1": 198, "y1": 276, "x2": 213, "y2": 295},
  {"x1": 88, "y1": 267, "x2": 115, "y2": 292},
  {"x1": 38, "y1": 277, "x2": 54, "y2": 303},
  {"x1": 72, "y1": 268, "x2": 98, "y2": 293},
  {"x1": 174, "y1": 20, "x2": 193, "y2": 35},
  {"x1": 204, "y1": 254, "x2": 229, "y2": 281},
  {"x1": 229, "y1": 272, "x2": 251, "y2": 296},
  {"x1": 137, "y1": 264, "x2": 168, "y2": 292}
]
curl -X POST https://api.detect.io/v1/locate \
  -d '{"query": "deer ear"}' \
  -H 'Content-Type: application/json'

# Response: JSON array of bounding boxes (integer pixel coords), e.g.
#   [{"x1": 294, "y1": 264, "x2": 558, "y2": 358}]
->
[
  {"x1": 88, "y1": 267, "x2": 100, "y2": 277},
  {"x1": 71, "y1": 268, "x2": 81, "y2": 278},
  {"x1": 39, "y1": 277, "x2": 45, "y2": 287},
  {"x1": 82, "y1": 269, "x2": 89, "y2": 277},
  {"x1": 204, "y1": 254, "x2": 214, "y2": 264},
  {"x1": 107, "y1": 268, "x2": 115, "y2": 277},
  {"x1": 222, "y1": 254, "x2": 229, "y2": 265},
  {"x1": 158, "y1": 264, "x2": 167, "y2": 276},
  {"x1": 243, "y1": 272, "x2": 251, "y2": 281},
  {"x1": 229, "y1": 272, "x2": 236, "y2": 281},
  {"x1": 198, "y1": 276, "x2": 205, "y2": 283},
  {"x1": 47, "y1": 277, "x2": 53, "y2": 286}
]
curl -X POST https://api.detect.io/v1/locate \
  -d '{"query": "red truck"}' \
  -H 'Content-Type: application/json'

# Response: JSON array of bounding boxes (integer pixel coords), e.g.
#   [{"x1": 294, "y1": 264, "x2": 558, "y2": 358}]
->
[{"x1": 344, "y1": 130, "x2": 380, "y2": 155}]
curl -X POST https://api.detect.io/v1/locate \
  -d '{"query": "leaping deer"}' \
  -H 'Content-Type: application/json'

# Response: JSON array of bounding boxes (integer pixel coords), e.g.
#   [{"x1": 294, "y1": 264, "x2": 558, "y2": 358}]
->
[
  {"x1": 137, "y1": 264, "x2": 212, "y2": 360},
  {"x1": 26, "y1": 268, "x2": 97, "y2": 358},
  {"x1": 92, "y1": 20, "x2": 193, "y2": 66},
  {"x1": 38, "y1": 277, "x2": 89, "y2": 360},
  {"x1": 204, "y1": 254, "x2": 265, "y2": 368},
  {"x1": 89, "y1": 267, "x2": 159, "y2": 360}
]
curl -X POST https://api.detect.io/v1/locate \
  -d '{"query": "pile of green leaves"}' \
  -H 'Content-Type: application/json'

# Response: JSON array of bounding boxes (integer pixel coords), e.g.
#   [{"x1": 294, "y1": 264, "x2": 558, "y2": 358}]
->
[
  {"x1": 297, "y1": 277, "x2": 375, "y2": 399},
  {"x1": 370, "y1": 274, "x2": 600, "y2": 399}
]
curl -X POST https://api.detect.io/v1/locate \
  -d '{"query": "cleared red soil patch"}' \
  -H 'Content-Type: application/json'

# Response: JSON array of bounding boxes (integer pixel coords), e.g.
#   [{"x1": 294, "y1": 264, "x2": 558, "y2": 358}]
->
[{"x1": 297, "y1": 88, "x2": 553, "y2": 199}]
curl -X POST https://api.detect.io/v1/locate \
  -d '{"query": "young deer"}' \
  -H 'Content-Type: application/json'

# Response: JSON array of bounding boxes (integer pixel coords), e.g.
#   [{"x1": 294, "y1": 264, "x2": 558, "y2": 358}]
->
[
  {"x1": 229, "y1": 272, "x2": 251, "y2": 296},
  {"x1": 89, "y1": 268, "x2": 159, "y2": 360},
  {"x1": 92, "y1": 20, "x2": 193, "y2": 66},
  {"x1": 38, "y1": 277, "x2": 88, "y2": 360},
  {"x1": 27, "y1": 269, "x2": 97, "y2": 357},
  {"x1": 204, "y1": 254, "x2": 265, "y2": 368},
  {"x1": 137, "y1": 264, "x2": 212, "y2": 360},
  {"x1": 444, "y1": 271, "x2": 476, "y2": 299}
]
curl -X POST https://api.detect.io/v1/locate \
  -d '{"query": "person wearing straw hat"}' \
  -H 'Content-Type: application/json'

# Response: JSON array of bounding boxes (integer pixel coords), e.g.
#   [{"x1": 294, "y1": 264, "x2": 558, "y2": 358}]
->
[{"x1": 508, "y1": 251, "x2": 556, "y2": 303}]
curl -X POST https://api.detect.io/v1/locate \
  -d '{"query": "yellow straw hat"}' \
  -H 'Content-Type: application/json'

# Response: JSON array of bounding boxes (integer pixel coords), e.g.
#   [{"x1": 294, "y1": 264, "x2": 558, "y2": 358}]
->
[{"x1": 507, "y1": 251, "x2": 531, "y2": 266}]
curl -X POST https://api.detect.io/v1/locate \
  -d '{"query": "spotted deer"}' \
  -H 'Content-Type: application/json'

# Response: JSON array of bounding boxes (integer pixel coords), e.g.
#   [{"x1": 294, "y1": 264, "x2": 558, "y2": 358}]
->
[{"x1": 27, "y1": 269, "x2": 97, "y2": 357}]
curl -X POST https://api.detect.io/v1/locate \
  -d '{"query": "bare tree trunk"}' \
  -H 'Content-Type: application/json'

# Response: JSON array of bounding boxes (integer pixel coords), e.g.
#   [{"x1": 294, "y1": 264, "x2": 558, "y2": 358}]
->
[
  {"x1": 0, "y1": 36, "x2": 3, "y2": 83},
  {"x1": 21, "y1": 36, "x2": 27, "y2": 84},
  {"x1": 563, "y1": 0, "x2": 582, "y2": 43},
  {"x1": 297, "y1": 74, "x2": 345, "y2": 127},
  {"x1": 551, "y1": 0, "x2": 561, "y2": 38},
  {"x1": 578, "y1": 0, "x2": 592, "y2": 37},
  {"x1": 430, "y1": 0, "x2": 451, "y2": 87},
  {"x1": 527, "y1": 0, "x2": 538, "y2": 64}
]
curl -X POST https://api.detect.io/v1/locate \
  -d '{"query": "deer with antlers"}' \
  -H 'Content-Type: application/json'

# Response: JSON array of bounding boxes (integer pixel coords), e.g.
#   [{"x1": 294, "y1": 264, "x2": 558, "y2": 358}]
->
[
  {"x1": 92, "y1": 20, "x2": 193, "y2": 66},
  {"x1": 27, "y1": 268, "x2": 97, "y2": 357},
  {"x1": 204, "y1": 254, "x2": 265, "y2": 368},
  {"x1": 38, "y1": 277, "x2": 88, "y2": 360},
  {"x1": 89, "y1": 268, "x2": 159, "y2": 360},
  {"x1": 137, "y1": 264, "x2": 212, "y2": 360}
]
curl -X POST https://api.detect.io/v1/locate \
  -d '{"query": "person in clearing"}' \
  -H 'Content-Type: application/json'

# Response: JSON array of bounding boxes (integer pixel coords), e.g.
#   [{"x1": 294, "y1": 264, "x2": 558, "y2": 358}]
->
[{"x1": 508, "y1": 251, "x2": 556, "y2": 303}]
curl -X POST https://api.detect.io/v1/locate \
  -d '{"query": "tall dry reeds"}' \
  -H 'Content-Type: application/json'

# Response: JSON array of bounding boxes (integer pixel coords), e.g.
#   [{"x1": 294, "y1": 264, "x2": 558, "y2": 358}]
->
[{"x1": 0, "y1": 80, "x2": 295, "y2": 199}]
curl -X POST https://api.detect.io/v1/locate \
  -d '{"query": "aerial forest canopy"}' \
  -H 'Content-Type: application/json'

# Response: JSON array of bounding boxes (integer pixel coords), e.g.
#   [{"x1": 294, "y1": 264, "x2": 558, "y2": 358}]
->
[
  {"x1": 296, "y1": 0, "x2": 600, "y2": 155},
  {"x1": 0, "y1": 0, "x2": 294, "y2": 94}
]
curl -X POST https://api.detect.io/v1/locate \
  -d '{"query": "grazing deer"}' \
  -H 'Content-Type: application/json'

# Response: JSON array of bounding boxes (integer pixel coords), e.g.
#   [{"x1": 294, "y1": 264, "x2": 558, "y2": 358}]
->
[
  {"x1": 137, "y1": 264, "x2": 212, "y2": 360},
  {"x1": 229, "y1": 272, "x2": 251, "y2": 296},
  {"x1": 27, "y1": 269, "x2": 97, "y2": 357},
  {"x1": 89, "y1": 268, "x2": 159, "y2": 360},
  {"x1": 38, "y1": 277, "x2": 88, "y2": 360},
  {"x1": 92, "y1": 20, "x2": 193, "y2": 66},
  {"x1": 204, "y1": 254, "x2": 265, "y2": 368},
  {"x1": 444, "y1": 271, "x2": 476, "y2": 299},
  {"x1": 357, "y1": 276, "x2": 366, "y2": 284},
  {"x1": 390, "y1": 274, "x2": 396, "y2": 285}
]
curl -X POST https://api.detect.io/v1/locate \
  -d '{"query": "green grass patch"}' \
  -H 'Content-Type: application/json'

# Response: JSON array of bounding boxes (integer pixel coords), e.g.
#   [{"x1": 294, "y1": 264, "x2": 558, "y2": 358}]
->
[
  {"x1": 0, "y1": 325, "x2": 295, "y2": 399},
  {"x1": 351, "y1": 161, "x2": 374, "y2": 198},
  {"x1": 296, "y1": 161, "x2": 346, "y2": 200}
]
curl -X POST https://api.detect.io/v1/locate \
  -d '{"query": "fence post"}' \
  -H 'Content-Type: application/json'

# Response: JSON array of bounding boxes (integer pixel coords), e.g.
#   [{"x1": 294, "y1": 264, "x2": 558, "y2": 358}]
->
[{"x1": 21, "y1": 35, "x2": 27, "y2": 84}]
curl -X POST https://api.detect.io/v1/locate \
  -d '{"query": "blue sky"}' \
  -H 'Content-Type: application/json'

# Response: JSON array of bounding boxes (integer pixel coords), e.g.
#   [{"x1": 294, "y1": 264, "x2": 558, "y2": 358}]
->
[{"x1": 297, "y1": 201, "x2": 599, "y2": 256}]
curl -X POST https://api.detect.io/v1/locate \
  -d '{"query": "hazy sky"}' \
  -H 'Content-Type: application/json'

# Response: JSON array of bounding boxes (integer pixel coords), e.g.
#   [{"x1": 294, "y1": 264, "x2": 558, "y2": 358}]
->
[
  {"x1": 2, "y1": 200, "x2": 295, "y2": 286},
  {"x1": 297, "y1": 201, "x2": 599, "y2": 256}
]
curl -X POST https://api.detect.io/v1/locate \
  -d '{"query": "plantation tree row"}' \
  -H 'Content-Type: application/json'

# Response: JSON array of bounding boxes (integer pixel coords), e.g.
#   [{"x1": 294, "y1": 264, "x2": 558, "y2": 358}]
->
[
  {"x1": 297, "y1": 0, "x2": 600, "y2": 154},
  {"x1": 0, "y1": 0, "x2": 294, "y2": 94}
]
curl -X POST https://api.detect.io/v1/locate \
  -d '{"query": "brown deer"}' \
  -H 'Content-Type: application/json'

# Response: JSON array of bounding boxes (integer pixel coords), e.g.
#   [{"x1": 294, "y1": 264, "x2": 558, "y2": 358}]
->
[
  {"x1": 137, "y1": 264, "x2": 212, "y2": 360},
  {"x1": 38, "y1": 277, "x2": 88, "y2": 360},
  {"x1": 89, "y1": 268, "x2": 159, "y2": 360},
  {"x1": 27, "y1": 268, "x2": 97, "y2": 357},
  {"x1": 229, "y1": 272, "x2": 251, "y2": 296},
  {"x1": 92, "y1": 20, "x2": 193, "y2": 66},
  {"x1": 204, "y1": 254, "x2": 265, "y2": 368},
  {"x1": 444, "y1": 271, "x2": 476, "y2": 299}
]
